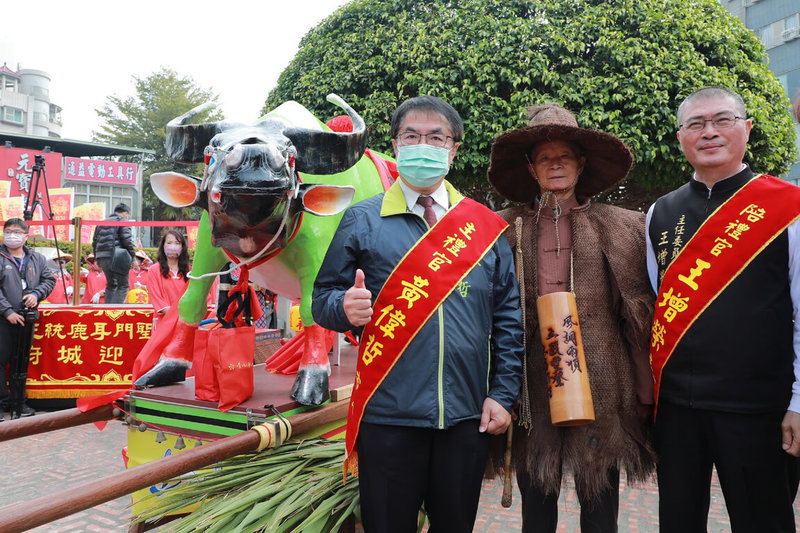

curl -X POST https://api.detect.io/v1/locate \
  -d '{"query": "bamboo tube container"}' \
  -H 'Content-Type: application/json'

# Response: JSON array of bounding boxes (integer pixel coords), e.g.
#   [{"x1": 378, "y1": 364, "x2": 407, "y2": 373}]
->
[{"x1": 536, "y1": 292, "x2": 594, "y2": 426}]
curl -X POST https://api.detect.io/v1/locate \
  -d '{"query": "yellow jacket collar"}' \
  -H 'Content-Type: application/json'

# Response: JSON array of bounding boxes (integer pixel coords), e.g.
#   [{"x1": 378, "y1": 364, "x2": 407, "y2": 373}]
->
[{"x1": 380, "y1": 179, "x2": 464, "y2": 217}]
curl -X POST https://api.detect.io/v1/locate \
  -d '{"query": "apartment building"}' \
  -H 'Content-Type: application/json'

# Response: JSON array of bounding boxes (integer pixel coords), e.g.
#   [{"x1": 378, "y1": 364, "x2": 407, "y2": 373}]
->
[
  {"x1": 0, "y1": 63, "x2": 62, "y2": 138},
  {"x1": 720, "y1": 0, "x2": 800, "y2": 184}
]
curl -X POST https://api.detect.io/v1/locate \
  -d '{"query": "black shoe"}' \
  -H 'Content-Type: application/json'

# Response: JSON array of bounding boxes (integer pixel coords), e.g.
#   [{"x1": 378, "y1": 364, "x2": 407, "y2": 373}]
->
[
  {"x1": 8, "y1": 404, "x2": 35, "y2": 419},
  {"x1": 0, "y1": 408, "x2": 4, "y2": 422}
]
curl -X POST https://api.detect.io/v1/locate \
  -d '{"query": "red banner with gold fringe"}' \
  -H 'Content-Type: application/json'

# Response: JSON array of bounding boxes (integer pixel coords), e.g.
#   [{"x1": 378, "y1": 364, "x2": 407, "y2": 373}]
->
[{"x1": 26, "y1": 305, "x2": 154, "y2": 399}]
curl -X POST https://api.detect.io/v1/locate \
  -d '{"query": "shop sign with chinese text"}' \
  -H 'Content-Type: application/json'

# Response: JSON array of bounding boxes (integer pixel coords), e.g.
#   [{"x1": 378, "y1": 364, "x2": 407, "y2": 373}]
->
[
  {"x1": 0, "y1": 147, "x2": 62, "y2": 210},
  {"x1": 64, "y1": 156, "x2": 138, "y2": 186}
]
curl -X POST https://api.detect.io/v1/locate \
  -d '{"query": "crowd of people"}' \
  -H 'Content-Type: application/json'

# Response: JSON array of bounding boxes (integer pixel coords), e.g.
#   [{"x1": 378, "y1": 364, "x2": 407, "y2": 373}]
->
[
  {"x1": 1, "y1": 86, "x2": 798, "y2": 530},
  {"x1": 34, "y1": 212, "x2": 201, "y2": 312}
]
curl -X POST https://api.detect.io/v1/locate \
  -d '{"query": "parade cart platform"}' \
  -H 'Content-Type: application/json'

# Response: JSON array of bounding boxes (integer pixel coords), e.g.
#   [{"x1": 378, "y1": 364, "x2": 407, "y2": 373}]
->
[
  {"x1": 125, "y1": 346, "x2": 358, "y2": 526},
  {"x1": 127, "y1": 349, "x2": 356, "y2": 441},
  {"x1": 0, "y1": 345, "x2": 358, "y2": 532}
]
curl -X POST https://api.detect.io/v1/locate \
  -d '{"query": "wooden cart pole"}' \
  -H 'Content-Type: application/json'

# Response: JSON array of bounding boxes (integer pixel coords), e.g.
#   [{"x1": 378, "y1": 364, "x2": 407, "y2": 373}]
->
[
  {"x1": 0, "y1": 403, "x2": 118, "y2": 443},
  {"x1": 0, "y1": 399, "x2": 349, "y2": 533}
]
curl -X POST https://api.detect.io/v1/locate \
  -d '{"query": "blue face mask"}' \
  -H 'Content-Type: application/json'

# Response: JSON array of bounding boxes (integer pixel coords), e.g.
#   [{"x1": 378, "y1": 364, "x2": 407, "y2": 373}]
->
[{"x1": 396, "y1": 144, "x2": 451, "y2": 188}]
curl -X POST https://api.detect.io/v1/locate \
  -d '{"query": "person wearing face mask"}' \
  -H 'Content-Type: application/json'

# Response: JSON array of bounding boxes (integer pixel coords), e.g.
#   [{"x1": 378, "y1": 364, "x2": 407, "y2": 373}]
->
[
  {"x1": 488, "y1": 103, "x2": 656, "y2": 532},
  {"x1": 313, "y1": 95, "x2": 524, "y2": 532},
  {"x1": 92, "y1": 203, "x2": 135, "y2": 304},
  {"x1": 0, "y1": 218, "x2": 55, "y2": 419},
  {"x1": 146, "y1": 231, "x2": 217, "y2": 328},
  {"x1": 80, "y1": 253, "x2": 107, "y2": 304},
  {"x1": 146, "y1": 230, "x2": 191, "y2": 322}
]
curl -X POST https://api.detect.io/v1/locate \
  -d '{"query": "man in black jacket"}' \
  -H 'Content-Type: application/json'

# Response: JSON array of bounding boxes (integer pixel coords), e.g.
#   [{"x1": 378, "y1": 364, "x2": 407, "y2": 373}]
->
[
  {"x1": 647, "y1": 87, "x2": 800, "y2": 532},
  {"x1": 0, "y1": 218, "x2": 55, "y2": 419},
  {"x1": 92, "y1": 203, "x2": 135, "y2": 304}
]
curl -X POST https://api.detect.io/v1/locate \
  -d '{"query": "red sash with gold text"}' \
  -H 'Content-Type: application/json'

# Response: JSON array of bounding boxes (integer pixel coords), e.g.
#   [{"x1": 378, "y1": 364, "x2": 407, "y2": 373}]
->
[
  {"x1": 343, "y1": 198, "x2": 508, "y2": 478},
  {"x1": 651, "y1": 175, "x2": 800, "y2": 406}
]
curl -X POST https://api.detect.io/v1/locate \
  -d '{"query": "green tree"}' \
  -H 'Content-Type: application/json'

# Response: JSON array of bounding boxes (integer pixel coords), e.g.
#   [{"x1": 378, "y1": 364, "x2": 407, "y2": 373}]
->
[
  {"x1": 265, "y1": 0, "x2": 797, "y2": 209},
  {"x1": 94, "y1": 67, "x2": 222, "y2": 220}
]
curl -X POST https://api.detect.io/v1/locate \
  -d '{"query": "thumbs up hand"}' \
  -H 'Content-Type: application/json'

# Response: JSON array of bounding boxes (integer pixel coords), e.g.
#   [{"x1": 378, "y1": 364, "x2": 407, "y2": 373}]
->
[{"x1": 343, "y1": 268, "x2": 373, "y2": 327}]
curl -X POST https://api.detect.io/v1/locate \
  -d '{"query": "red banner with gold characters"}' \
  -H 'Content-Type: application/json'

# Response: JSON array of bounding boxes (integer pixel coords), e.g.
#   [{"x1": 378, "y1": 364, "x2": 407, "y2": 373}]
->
[
  {"x1": 72, "y1": 202, "x2": 106, "y2": 244},
  {"x1": 45, "y1": 188, "x2": 74, "y2": 241},
  {"x1": 651, "y1": 175, "x2": 800, "y2": 406},
  {"x1": 27, "y1": 305, "x2": 154, "y2": 399},
  {"x1": 343, "y1": 198, "x2": 508, "y2": 477},
  {"x1": 0, "y1": 147, "x2": 62, "y2": 212}
]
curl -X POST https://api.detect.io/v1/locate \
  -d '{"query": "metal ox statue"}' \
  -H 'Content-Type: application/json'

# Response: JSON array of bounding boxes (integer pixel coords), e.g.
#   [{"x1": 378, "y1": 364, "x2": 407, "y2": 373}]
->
[{"x1": 134, "y1": 94, "x2": 391, "y2": 406}]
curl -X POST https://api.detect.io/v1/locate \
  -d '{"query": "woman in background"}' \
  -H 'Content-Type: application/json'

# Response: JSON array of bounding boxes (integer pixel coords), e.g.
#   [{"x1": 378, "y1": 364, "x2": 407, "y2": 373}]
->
[
  {"x1": 146, "y1": 230, "x2": 190, "y2": 318},
  {"x1": 146, "y1": 230, "x2": 216, "y2": 326}
]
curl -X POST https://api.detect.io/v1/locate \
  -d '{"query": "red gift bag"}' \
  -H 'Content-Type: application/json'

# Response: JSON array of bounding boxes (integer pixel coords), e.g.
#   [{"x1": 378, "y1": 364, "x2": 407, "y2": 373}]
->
[
  {"x1": 193, "y1": 327, "x2": 219, "y2": 402},
  {"x1": 207, "y1": 325, "x2": 255, "y2": 411}
]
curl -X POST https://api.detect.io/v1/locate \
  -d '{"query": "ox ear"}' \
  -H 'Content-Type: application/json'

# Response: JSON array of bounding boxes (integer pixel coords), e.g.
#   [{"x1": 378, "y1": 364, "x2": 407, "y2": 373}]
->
[
  {"x1": 151, "y1": 172, "x2": 201, "y2": 208},
  {"x1": 297, "y1": 184, "x2": 355, "y2": 216}
]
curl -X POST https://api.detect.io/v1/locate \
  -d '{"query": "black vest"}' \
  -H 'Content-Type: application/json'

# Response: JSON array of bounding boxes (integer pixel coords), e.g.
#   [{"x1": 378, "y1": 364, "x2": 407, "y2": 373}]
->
[{"x1": 649, "y1": 167, "x2": 794, "y2": 413}]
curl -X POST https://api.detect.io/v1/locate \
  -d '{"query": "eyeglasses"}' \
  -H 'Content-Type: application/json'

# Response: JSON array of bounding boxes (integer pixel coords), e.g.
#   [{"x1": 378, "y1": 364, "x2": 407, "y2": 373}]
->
[
  {"x1": 3, "y1": 230, "x2": 26, "y2": 236},
  {"x1": 396, "y1": 131, "x2": 455, "y2": 149},
  {"x1": 679, "y1": 113, "x2": 745, "y2": 133}
]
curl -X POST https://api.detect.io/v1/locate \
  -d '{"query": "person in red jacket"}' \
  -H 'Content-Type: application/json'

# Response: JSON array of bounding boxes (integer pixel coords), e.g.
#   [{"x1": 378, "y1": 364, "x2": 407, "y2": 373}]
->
[
  {"x1": 80, "y1": 254, "x2": 106, "y2": 304},
  {"x1": 41, "y1": 248, "x2": 74, "y2": 304},
  {"x1": 128, "y1": 249, "x2": 151, "y2": 292}
]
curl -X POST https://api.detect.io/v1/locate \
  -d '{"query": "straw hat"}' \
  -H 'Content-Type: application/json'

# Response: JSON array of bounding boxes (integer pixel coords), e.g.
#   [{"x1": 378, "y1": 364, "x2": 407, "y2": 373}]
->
[
  {"x1": 35, "y1": 247, "x2": 73, "y2": 263},
  {"x1": 488, "y1": 104, "x2": 633, "y2": 203}
]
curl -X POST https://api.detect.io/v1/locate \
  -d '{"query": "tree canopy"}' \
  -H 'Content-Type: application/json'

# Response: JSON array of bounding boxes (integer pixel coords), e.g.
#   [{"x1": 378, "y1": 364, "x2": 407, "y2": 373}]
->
[
  {"x1": 94, "y1": 67, "x2": 222, "y2": 220},
  {"x1": 265, "y1": 0, "x2": 797, "y2": 209}
]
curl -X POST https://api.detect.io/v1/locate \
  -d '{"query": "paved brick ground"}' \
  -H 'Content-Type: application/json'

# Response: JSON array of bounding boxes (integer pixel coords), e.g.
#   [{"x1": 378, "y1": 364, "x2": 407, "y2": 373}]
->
[
  {"x1": 1, "y1": 411, "x2": 799, "y2": 532},
  {"x1": 0, "y1": 417, "x2": 132, "y2": 532}
]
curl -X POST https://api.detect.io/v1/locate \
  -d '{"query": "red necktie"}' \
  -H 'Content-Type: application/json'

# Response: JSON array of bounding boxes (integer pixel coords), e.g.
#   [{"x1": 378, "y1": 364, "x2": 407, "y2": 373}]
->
[{"x1": 416, "y1": 195, "x2": 437, "y2": 227}]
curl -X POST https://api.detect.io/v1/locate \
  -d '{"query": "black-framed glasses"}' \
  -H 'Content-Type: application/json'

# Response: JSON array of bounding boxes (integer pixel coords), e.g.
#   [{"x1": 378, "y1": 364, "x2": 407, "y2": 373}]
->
[
  {"x1": 680, "y1": 113, "x2": 745, "y2": 133},
  {"x1": 396, "y1": 131, "x2": 455, "y2": 149}
]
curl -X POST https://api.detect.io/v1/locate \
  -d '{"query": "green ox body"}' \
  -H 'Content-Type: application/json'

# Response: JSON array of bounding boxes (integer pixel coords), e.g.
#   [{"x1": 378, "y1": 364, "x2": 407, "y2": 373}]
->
[{"x1": 135, "y1": 95, "x2": 390, "y2": 405}]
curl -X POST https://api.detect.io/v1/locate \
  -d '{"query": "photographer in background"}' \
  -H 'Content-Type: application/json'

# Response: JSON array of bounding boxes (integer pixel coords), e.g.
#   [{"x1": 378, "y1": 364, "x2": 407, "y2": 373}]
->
[{"x1": 0, "y1": 218, "x2": 55, "y2": 420}]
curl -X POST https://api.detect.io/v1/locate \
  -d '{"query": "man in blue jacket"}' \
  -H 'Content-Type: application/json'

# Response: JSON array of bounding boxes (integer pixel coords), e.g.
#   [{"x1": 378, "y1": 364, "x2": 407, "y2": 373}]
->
[{"x1": 313, "y1": 95, "x2": 524, "y2": 533}]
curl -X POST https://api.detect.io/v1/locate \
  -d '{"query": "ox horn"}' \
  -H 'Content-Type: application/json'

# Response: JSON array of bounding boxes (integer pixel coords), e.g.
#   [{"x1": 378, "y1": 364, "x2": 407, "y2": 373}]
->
[
  {"x1": 165, "y1": 103, "x2": 235, "y2": 164},
  {"x1": 284, "y1": 94, "x2": 368, "y2": 175}
]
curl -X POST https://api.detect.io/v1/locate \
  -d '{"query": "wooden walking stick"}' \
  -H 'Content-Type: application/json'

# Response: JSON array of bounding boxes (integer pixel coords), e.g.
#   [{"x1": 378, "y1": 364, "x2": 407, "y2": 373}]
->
[{"x1": 501, "y1": 422, "x2": 514, "y2": 507}]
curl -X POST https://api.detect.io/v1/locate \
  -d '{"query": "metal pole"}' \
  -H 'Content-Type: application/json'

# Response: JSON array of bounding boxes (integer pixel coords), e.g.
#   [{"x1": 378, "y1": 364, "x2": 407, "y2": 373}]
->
[{"x1": 72, "y1": 217, "x2": 82, "y2": 306}]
